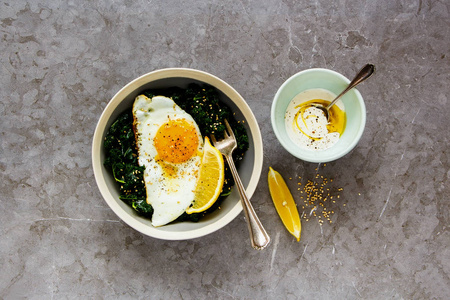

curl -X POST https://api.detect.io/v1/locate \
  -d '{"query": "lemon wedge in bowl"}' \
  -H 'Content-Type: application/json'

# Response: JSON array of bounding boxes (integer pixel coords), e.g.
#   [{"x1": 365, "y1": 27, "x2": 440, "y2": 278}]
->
[
  {"x1": 268, "y1": 167, "x2": 301, "y2": 241},
  {"x1": 186, "y1": 137, "x2": 225, "y2": 214}
]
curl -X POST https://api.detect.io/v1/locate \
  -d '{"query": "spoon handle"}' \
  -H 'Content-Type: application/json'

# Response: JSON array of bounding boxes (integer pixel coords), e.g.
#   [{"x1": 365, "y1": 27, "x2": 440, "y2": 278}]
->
[{"x1": 326, "y1": 64, "x2": 375, "y2": 110}]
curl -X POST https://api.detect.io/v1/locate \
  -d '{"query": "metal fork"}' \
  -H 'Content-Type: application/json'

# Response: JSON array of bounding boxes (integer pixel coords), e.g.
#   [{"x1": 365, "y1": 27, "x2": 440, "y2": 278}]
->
[{"x1": 210, "y1": 119, "x2": 270, "y2": 250}]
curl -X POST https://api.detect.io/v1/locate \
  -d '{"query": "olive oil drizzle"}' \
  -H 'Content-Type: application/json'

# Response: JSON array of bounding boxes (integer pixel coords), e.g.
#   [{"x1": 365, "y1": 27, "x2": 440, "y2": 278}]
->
[{"x1": 293, "y1": 99, "x2": 346, "y2": 141}]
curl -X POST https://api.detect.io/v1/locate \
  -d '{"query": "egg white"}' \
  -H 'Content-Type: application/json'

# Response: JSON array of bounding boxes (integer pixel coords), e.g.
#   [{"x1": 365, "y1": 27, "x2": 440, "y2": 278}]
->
[{"x1": 133, "y1": 95, "x2": 203, "y2": 227}]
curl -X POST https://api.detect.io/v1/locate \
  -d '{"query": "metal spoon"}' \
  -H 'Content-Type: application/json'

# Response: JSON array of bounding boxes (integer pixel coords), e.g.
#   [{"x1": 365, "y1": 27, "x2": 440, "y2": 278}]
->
[{"x1": 311, "y1": 64, "x2": 375, "y2": 120}]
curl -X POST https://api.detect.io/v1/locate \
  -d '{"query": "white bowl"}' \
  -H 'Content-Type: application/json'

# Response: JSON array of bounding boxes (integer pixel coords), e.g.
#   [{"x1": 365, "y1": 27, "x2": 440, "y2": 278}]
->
[
  {"x1": 92, "y1": 68, "x2": 263, "y2": 240},
  {"x1": 271, "y1": 68, "x2": 366, "y2": 163}
]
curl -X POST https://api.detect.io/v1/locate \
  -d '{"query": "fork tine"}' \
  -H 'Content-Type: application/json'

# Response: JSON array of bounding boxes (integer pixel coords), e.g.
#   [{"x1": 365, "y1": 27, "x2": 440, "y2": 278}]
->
[
  {"x1": 210, "y1": 134, "x2": 217, "y2": 145},
  {"x1": 224, "y1": 119, "x2": 235, "y2": 139}
]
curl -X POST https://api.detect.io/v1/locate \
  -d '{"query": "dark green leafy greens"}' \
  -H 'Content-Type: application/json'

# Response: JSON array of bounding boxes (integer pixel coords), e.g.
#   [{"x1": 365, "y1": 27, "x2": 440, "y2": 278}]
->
[
  {"x1": 104, "y1": 83, "x2": 249, "y2": 223},
  {"x1": 103, "y1": 112, "x2": 153, "y2": 218}
]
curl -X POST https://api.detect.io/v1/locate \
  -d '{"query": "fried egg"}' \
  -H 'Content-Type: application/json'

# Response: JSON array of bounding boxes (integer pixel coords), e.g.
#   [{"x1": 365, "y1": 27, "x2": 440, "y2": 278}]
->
[{"x1": 133, "y1": 95, "x2": 203, "y2": 227}]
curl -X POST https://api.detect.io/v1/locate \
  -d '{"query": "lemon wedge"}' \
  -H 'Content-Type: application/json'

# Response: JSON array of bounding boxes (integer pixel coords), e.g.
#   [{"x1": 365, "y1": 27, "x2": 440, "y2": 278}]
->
[
  {"x1": 268, "y1": 167, "x2": 301, "y2": 241},
  {"x1": 186, "y1": 137, "x2": 225, "y2": 214}
]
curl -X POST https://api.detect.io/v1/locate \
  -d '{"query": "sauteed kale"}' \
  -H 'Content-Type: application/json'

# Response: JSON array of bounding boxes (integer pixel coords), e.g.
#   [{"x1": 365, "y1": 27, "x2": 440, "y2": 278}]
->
[
  {"x1": 103, "y1": 111, "x2": 153, "y2": 217},
  {"x1": 103, "y1": 83, "x2": 249, "y2": 223}
]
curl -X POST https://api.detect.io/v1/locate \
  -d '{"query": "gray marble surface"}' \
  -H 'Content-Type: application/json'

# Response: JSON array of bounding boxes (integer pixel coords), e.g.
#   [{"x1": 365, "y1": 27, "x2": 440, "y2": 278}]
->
[{"x1": 1, "y1": 0, "x2": 449, "y2": 299}]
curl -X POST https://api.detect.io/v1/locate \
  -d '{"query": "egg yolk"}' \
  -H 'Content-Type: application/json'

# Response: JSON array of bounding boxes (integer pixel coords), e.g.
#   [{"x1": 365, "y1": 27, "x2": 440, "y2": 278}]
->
[{"x1": 154, "y1": 119, "x2": 199, "y2": 164}]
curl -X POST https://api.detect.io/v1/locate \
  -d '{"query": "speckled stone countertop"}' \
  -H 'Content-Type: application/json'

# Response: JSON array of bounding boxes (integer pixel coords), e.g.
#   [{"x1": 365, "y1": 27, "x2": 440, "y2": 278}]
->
[{"x1": 1, "y1": 1, "x2": 449, "y2": 299}]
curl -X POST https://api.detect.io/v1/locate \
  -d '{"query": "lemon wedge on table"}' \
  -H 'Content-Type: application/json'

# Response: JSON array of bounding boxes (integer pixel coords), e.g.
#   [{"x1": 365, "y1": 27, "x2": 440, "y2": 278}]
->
[
  {"x1": 186, "y1": 137, "x2": 225, "y2": 214},
  {"x1": 268, "y1": 167, "x2": 301, "y2": 241}
]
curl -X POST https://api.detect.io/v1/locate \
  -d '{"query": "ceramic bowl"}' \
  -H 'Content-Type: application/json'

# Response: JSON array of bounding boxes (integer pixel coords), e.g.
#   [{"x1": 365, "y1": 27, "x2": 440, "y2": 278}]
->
[
  {"x1": 271, "y1": 68, "x2": 366, "y2": 163},
  {"x1": 92, "y1": 68, "x2": 263, "y2": 240}
]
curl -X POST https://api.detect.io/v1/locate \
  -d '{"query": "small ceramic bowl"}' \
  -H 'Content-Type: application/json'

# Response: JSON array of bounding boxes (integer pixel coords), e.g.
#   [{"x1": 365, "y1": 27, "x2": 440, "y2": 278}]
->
[
  {"x1": 92, "y1": 68, "x2": 263, "y2": 240},
  {"x1": 271, "y1": 68, "x2": 366, "y2": 163}
]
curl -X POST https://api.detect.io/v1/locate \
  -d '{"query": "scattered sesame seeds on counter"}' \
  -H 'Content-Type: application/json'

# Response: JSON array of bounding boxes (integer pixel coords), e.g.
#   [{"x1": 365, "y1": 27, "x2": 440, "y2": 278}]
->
[{"x1": 290, "y1": 164, "x2": 345, "y2": 225}]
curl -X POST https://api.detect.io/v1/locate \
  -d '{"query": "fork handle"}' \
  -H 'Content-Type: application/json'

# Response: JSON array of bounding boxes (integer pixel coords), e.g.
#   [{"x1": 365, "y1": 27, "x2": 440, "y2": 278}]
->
[{"x1": 224, "y1": 155, "x2": 271, "y2": 250}]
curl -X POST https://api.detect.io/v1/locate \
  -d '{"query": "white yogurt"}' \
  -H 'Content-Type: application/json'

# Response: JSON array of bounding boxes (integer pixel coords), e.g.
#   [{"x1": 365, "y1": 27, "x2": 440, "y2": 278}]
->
[{"x1": 284, "y1": 88, "x2": 344, "y2": 151}]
